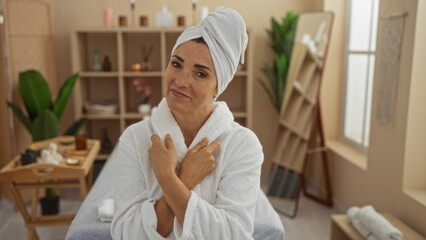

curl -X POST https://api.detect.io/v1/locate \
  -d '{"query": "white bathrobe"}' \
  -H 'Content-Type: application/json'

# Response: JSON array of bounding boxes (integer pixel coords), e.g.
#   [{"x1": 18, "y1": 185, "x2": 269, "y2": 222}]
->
[{"x1": 110, "y1": 99, "x2": 263, "y2": 240}]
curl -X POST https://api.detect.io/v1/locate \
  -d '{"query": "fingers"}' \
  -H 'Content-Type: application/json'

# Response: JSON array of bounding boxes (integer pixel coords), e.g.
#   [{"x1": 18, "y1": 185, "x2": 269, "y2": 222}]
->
[
  {"x1": 151, "y1": 134, "x2": 161, "y2": 144},
  {"x1": 204, "y1": 141, "x2": 220, "y2": 153},
  {"x1": 165, "y1": 134, "x2": 175, "y2": 150},
  {"x1": 191, "y1": 137, "x2": 209, "y2": 152}
]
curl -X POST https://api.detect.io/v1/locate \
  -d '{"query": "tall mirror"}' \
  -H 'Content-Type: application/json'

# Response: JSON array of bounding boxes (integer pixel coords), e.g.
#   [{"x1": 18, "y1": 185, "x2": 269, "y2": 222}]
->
[{"x1": 267, "y1": 11, "x2": 334, "y2": 218}]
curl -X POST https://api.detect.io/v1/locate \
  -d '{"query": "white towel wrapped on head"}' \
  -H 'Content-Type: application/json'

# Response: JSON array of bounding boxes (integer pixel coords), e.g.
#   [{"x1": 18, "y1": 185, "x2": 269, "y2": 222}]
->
[
  {"x1": 171, "y1": 7, "x2": 248, "y2": 98},
  {"x1": 98, "y1": 198, "x2": 114, "y2": 222},
  {"x1": 347, "y1": 205, "x2": 402, "y2": 240}
]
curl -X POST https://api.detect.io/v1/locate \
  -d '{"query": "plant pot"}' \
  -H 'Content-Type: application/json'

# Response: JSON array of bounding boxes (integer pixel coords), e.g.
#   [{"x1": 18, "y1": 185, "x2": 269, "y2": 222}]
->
[
  {"x1": 138, "y1": 103, "x2": 151, "y2": 115},
  {"x1": 40, "y1": 196, "x2": 60, "y2": 215}
]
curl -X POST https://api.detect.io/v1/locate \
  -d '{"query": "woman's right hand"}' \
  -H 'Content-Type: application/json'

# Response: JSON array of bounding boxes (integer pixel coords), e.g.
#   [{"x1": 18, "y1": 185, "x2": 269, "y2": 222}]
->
[{"x1": 178, "y1": 138, "x2": 220, "y2": 190}]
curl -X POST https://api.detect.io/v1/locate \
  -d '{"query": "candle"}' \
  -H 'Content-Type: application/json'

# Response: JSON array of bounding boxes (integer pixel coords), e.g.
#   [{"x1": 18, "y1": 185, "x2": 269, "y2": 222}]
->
[{"x1": 103, "y1": 8, "x2": 113, "y2": 27}]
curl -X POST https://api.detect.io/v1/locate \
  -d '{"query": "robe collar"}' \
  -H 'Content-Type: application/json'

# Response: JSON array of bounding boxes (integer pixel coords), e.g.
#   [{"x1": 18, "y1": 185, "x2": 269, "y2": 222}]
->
[{"x1": 151, "y1": 98, "x2": 234, "y2": 161}]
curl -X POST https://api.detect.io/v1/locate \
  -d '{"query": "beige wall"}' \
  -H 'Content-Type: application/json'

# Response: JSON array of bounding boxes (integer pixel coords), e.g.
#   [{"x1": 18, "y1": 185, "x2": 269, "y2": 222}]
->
[
  {"x1": 46, "y1": 0, "x2": 322, "y2": 174},
  {"x1": 403, "y1": 0, "x2": 426, "y2": 191},
  {"x1": 322, "y1": 0, "x2": 426, "y2": 236}
]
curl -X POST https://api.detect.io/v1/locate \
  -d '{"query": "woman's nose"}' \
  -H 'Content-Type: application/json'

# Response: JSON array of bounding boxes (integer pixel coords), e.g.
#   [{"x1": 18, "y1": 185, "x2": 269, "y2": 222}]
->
[{"x1": 175, "y1": 70, "x2": 190, "y2": 87}]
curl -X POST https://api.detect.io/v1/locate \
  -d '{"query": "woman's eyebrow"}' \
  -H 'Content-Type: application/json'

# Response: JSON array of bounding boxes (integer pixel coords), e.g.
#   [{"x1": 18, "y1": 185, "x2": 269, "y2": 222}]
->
[
  {"x1": 194, "y1": 64, "x2": 212, "y2": 72},
  {"x1": 172, "y1": 55, "x2": 184, "y2": 62},
  {"x1": 173, "y1": 54, "x2": 212, "y2": 72}
]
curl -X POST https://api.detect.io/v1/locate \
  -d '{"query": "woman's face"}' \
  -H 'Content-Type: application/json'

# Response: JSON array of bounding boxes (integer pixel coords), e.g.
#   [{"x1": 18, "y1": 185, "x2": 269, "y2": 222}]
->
[{"x1": 165, "y1": 41, "x2": 217, "y2": 117}]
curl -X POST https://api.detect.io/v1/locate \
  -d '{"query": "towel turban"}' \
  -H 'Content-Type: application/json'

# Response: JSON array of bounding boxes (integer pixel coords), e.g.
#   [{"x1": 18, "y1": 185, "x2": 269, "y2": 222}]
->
[{"x1": 171, "y1": 7, "x2": 248, "y2": 97}]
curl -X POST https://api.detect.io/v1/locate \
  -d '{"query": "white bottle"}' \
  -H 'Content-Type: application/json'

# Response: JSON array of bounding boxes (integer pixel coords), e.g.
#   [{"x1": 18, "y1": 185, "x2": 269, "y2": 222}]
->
[{"x1": 156, "y1": 6, "x2": 173, "y2": 27}]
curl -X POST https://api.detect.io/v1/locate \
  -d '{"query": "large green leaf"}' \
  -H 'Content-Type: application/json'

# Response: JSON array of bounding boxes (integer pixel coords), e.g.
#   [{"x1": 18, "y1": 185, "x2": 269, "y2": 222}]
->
[
  {"x1": 7, "y1": 101, "x2": 32, "y2": 133},
  {"x1": 31, "y1": 110, "x2": 59, "y2": 142},
  {"x1": 263, "y1": 64, "x2": 278, "y2": 103},
  {"x1": 64, "y1": 117, "x2": 87, "y2": 136},
  {"x1": 19, "y1": 70, "x2": 52, "y2": 121},
  {"x1": 261, "y1": 13, "x2": 299, "y2": 113},
  {"x1": 53, "y1": 73, "x2": 79, "y2": 120}
]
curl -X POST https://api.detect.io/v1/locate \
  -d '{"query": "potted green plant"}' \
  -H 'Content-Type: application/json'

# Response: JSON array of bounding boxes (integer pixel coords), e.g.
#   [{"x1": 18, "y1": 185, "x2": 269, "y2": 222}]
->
[
  {"x1": 7, "y1": 70, "x2": 86, "y2": 215},
  {"x1": 258, "y1": 12, "x2": 299, "y2": 112}
]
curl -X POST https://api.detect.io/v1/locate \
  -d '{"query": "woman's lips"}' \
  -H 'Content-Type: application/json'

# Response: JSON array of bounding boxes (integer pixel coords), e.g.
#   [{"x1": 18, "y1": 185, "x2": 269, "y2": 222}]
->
[{"x1": 171, "y1": 89, "x2": 190, "y2": 98}]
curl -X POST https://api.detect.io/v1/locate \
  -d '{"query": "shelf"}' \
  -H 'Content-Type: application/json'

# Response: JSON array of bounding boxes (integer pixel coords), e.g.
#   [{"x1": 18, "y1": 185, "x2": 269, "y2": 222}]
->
[
  {"x1": 122, "y1": 71, "x2": 163, "y2": 77},
  {"x1": 279, "y1": 119, "x2": 309, "y2": 141},
  {"x1": 124, "y1": 113, "x2": 148, "y2": 119},
  {"x1": 232, "y1": 111, "x2": 247, "y2": 118},
  {"x1": 306, "y1": 46, "x2": 324, "y2": 69},
  {"x1": 235, "y1": 71, "x2": 248, "y2": 76},
  {"x1": 272, "y1": 160, "x2": 301, "y2": 173},
  {"x1": 292, "y1": 82, "x2": 316, "y2": 105},
  {"x1": 73, "y1": 28, "x2": 252, "y2": 151},
  {"x1": 84, "y1": 114, "x2": 120, "y2": 120},
  {"x1": 80, "y1": 72, "x2": 119, "y2": 77},
  {"x1": 218, "y1": 76, "x2": 247, "y2": 113},
  {"x1": 96, "y1": 154, "x2": 110, "y2": 161},
  {"x1": 121, "y1": 27, "x2": 186, "y2": 33}
]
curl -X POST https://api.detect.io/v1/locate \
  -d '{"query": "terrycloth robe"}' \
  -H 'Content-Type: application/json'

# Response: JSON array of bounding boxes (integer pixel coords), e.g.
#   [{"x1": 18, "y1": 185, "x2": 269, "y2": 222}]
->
[{"x1": 110, "y1": 98, "x2": 263, "y2": 240}]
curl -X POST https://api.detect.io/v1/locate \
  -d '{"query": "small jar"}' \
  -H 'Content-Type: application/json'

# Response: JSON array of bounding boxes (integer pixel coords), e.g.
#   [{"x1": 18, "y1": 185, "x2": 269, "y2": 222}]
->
[{"x1": 119, "y1": 15, "x2": 128, "y2": 27}]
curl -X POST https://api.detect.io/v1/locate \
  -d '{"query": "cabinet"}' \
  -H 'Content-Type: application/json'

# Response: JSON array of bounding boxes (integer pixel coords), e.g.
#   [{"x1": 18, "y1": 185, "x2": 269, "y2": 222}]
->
[{"x1": 71, "y1": 28, "x2": 253, "y2": 159}]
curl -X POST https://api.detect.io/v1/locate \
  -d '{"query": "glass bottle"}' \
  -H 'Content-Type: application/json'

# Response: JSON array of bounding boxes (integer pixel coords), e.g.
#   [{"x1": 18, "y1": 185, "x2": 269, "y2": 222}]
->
[
  {"x1": 102, "y1": 55, "x2": 112, "y2": 71},
  {"x1": 92, "y1": 49, "x2": 102, "y2": 72}
]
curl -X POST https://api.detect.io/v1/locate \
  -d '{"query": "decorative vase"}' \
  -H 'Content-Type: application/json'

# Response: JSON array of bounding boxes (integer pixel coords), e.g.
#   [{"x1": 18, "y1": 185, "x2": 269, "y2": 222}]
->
[
  {"x1": 101, "y1": 128, "x2": 112, "y2": 154},
  {"x1": 40, "y1": 196, "x2": 60, "y2": 215},
  {"x1": 141, "y1": 61, "x2": 152, "y2": 71},
  {"x1": 138, "y1": 103, "x2": 151, "y2": 115}
]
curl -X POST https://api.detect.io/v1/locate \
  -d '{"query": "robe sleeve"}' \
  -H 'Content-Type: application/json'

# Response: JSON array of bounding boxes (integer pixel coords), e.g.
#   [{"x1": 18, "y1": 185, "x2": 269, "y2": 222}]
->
[
  {"x1": 173, "y1": 130, "x2": 263, "y2": 240},
  {"x1": 110, "y1": 131, "x2": 172, "y2": 240}
]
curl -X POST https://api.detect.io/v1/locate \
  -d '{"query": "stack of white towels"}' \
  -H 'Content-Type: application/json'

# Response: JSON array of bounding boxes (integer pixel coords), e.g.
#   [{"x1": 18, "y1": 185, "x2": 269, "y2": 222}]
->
[
  {"x1": 347, "y1": 205, "x2": 402, "y2": 240},
  {"x1": 98, "y1": 198, "x2": 114, "y2": 222}
]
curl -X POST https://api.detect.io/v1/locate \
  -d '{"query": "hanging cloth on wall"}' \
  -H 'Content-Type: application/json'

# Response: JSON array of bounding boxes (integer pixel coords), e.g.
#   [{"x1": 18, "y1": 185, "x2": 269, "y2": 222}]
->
[{"x1": 375, "y1": 12, "x2": 405, "y2": 125}]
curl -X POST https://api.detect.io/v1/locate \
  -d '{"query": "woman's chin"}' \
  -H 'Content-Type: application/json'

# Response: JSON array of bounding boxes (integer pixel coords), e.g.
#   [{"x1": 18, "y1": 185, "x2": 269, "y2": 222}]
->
[{"x1": 166, "y1": 95, "x2": 190, "y2": 112}]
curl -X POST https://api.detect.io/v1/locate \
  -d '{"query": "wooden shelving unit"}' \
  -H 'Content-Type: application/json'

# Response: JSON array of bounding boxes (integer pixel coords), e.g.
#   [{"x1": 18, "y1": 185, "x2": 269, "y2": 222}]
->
[
  {"x1": 267, "y1": 42, "x2": 332, "y2": 217},
  {"x1": 272, "y1": 43, "x2": 322, "y2": 173},
  {"x1": 71, "y1": 28, "x2": 253, "y2": 159}
]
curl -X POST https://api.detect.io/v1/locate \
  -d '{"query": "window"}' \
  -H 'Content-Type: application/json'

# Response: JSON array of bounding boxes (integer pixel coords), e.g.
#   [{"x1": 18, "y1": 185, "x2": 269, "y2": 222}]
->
[{"x1": 342, "y1": 0, "x2": 379, "y2": 151}]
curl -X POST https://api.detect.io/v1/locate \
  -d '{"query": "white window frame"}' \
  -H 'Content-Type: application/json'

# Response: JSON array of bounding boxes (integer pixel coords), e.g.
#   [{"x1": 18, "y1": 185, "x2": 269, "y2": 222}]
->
[{"x1": 341, "y1": 0, "x2": 379, "y2": 153}]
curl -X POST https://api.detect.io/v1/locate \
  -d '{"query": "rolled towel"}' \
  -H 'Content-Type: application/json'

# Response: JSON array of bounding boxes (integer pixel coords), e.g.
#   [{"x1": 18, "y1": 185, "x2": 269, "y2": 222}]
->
[
  {"x1": 355, "y1": 205, "x2": 403, "y2": 240},
  {"x1": 348, "y1": 207, "x2": 380, "y2": 240},
  {"x1": 98, "y1": 198, "x2": 114, "y2": 222}
]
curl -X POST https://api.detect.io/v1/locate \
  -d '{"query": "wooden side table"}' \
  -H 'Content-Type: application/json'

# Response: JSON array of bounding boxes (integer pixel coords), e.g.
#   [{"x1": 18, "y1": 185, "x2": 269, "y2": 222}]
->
[
  {"x1": 331, "y1": 213, "x2": 425, "y2": 240},
  {"x1": 0, "y1": 136, "x2": 100, "y2": 240}
]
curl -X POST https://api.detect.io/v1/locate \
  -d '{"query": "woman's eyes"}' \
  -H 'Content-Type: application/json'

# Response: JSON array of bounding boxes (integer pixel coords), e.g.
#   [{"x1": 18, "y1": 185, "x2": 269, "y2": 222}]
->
[
  {"x1": 196, "y1": 71, "x2": 207, "y2": 78},
  {"x1": 171, "y1": 61, "x2": 207, "y2": 79},
  {"x1": 171, "y1": 61, "x2": 181, "y2": 68}
]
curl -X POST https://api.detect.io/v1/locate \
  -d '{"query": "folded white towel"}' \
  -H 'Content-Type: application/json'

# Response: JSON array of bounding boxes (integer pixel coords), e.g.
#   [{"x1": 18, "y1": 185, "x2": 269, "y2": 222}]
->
[
  {"x1": 348, "y1": 207, "x2": 379, "y2": 240},
  {"x1": 347, "y1": 206, "x2": 402, "y2": 240},
  {"x1": 98, "y1": 198, "x2": 114, "y2": 222},
  {"x1": 357, "y1": 206, "x2": 402, "y2": 240}
]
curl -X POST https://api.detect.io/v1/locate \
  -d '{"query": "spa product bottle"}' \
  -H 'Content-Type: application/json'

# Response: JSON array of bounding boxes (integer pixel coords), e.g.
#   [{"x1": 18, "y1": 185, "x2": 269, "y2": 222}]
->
[
  {"x1": 101, "y1": 128, "x2": 112, "y2": 154},
  {"x1": 102, "y1": 55, "x2": 112, "y2": 71},
  {"x1": 92, "y1": 49, "x2": 102, "y2": 72},
  {"x1": 156, "y1": 6, "x2": 172, "y2": 27}
]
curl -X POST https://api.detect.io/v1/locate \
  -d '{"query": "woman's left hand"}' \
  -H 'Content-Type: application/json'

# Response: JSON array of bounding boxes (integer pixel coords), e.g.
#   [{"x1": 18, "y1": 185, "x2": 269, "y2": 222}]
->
[{"x1": 148, "y1": 134, "x2": 178, "y2": 181}]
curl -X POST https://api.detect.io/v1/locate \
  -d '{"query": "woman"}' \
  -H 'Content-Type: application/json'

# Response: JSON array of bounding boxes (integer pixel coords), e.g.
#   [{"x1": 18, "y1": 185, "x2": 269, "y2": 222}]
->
[{"x1": 111, "y1": 7, "x2": 263, "y2": 240}]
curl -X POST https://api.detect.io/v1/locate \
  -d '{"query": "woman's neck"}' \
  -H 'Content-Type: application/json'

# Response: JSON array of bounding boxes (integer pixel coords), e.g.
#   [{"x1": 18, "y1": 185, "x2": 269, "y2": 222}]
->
[{"x1": 172, "y1": 107, "x2": 212, "y2": 147}]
